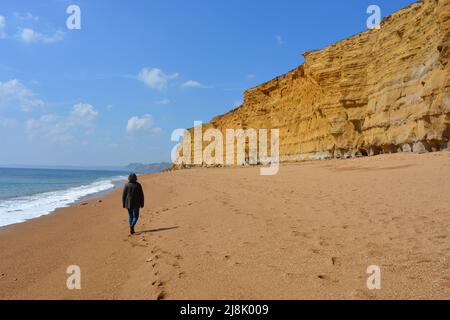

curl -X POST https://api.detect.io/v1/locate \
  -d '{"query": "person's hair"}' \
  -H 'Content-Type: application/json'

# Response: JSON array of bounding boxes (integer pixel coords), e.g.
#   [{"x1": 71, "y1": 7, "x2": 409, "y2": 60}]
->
[{"x1": 128, "y1": 173, "x2": 138, "y2": 182}]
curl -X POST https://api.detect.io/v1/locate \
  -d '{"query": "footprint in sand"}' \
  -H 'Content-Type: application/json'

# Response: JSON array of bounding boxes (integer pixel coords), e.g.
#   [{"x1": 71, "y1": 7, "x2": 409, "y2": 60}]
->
[
  {"x1": 331, "y1": 257, "x2": 341, "y2": 266},
  {"x1": 318, "y1": 240, "x2": 328, "y2": 247},
  {"x1": 317, "y1": 274, "x2": 338, "y2": 283},
  {"x1": 150, "y1": 248, "x2": 161, "y2": 254},
  {"x1": 156, "y1": 291, "x2": 166, "y2": 300},
  {"x1": 126, "y1": 237, "x2": 148, "y2": 248},
  {"x1": 284, "y1": 272, "x2": 304, "y2": 279},
  {"x1": 223, "y1": 255, "x2": 241, "y2": 267}
]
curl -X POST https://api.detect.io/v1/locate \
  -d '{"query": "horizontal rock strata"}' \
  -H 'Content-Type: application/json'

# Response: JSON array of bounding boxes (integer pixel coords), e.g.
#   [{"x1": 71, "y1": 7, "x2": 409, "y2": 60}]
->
[{"x1": 177, "y1": 0, "x2": 450, "y2": 167}]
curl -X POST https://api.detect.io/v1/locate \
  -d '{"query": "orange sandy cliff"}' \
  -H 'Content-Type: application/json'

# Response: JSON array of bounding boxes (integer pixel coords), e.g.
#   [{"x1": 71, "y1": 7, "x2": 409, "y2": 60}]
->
[{"x1": 178, "y1": 0, "x2": 450, "y2": 166}]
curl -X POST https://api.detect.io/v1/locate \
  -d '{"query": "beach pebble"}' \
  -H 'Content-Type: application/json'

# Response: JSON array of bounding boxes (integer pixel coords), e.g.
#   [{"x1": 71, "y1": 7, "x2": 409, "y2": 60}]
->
[
  {"x1": 97, "y1": 200, "x2": 102, "y2": 203},
  {"x1": 413, "y1": 142, "x2": 428, "y2": 153},
  {"x1": 79, "y1": 202, "x2": 89, "y2": 206},
  {"x1": 146, "y1": 258, "x2": 153, "y2": 263}
]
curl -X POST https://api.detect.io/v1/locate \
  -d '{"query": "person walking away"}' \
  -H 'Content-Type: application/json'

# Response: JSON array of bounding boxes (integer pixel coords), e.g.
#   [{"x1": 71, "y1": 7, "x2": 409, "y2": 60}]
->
[{"x1": 122, "y1": 173, "x2": 144, "y2": 235}]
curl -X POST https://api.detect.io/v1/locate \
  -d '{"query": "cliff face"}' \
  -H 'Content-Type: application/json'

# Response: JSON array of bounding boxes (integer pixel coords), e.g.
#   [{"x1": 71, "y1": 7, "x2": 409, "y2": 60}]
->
[{"x1": 181, "y1": 0, "x2": 450, "y2": 165}]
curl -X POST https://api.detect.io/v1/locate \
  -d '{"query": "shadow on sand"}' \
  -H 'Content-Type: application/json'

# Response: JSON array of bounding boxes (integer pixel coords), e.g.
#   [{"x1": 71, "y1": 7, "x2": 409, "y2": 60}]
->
[{"x1": 136, "y1": 226, "x2": 179, "y2": 235}]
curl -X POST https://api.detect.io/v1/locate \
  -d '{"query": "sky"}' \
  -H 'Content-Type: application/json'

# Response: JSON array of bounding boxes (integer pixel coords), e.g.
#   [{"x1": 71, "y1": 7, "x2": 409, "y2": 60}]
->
[{"x1": 0, "y1": 0, "x2": 415, "y2": 167}]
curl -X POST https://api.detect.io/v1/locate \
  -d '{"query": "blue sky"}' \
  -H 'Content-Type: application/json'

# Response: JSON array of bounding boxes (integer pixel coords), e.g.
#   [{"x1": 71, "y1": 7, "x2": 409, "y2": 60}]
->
[{"x1": 0, "y1": 0, "x2": 415, "y2": 167}]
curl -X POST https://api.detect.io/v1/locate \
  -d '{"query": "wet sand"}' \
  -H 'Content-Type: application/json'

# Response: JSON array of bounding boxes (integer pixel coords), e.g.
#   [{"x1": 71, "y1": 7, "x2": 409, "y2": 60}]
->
[{"x1": 0, "y1": 152, "x2": 449, "y2": 299}]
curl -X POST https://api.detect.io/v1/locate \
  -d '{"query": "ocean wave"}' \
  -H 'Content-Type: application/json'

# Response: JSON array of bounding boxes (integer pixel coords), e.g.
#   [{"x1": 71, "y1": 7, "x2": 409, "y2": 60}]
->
[{"x1": 0, "y1": 176, "x2": 126, "y2": 227}]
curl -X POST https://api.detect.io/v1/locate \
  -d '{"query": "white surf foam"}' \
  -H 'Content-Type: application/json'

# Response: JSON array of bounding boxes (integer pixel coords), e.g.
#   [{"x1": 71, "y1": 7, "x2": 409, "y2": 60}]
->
[{"x1": 0, "y1": 176, "x2": 126, "y2": 227}]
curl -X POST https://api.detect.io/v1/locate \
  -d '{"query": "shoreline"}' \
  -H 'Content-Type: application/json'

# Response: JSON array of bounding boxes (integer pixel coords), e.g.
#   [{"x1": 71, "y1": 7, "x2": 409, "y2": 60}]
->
[
  {"x1": 0, "y1": 184, "x2": 123, "y2": 233},
  {"x1": 0, "y1": 175, "x2": 128, "y2": 231},
  {"x1": 75, "y1": 178, "x2": 126, "y2": 205},
  {"x1": 0, "y1": 152, "x2": 449, "y2": 299}
]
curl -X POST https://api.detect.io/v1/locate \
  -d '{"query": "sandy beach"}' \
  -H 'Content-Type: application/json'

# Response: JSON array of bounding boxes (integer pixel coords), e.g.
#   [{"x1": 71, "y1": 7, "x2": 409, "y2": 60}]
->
[{"x1": 0, "y1": 152, "x2": 449, "y2": 300}]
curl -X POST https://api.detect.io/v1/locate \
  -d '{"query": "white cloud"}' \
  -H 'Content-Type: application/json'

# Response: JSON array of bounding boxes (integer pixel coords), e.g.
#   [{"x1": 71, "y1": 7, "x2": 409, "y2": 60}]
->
[
  {"x1": 276, "y1": 35, "x2": 284, "y2": 46},
  {"x1": 20, "y1": 28, "x2": 64, "y2": 44},
  {"x1": 68, "y1": 103, "x2": 98, "y2": 133},
  {"x1": 14, "y1": 12, "x2": 39, "y2": 21},
  {"x1": 26, "y1": 104, "x2": 99, "y2": 142},
  {"x1": 127, "y1": 114, "x2": 161, "y2": 135},
  {"x1": 26, "y1": 114, "x2": 71, "y2": 142},
  {"x1": 1, "y1": 14, "x2": 62, "y2": 43},
  {"x1": 127, "y1": 114, "x2": 152, "y2": 133},
  {"x1": 0, "y1": 79, "x2": 45, "y2": 111},
  {"x1": 67, "y1": 103, "x2": 99, "y2": 133},
  {"x1": 181, "y1": 80, "x2": 207, "y2": 89},
  {"x1": 0, "y1": 16, "x2": 7, "y2": 39},
  {"x1": 138, "y1": 68, "x2": 179, "y2": 91},
  {"x1": 154, "y1": 98, "x2": 173, "y2": 105},
  {"x1": 71, "y1": 103, "x2": 98, "y2": 121},
  {"x1": 20, "y1": 28, "x2": 36, "y2": 43}
]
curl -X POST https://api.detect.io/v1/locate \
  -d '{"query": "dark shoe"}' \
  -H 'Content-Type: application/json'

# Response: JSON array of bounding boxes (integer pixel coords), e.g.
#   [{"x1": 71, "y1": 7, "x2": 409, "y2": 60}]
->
[{"x1": 130, "y1": 226, "x2": 135, "y2": 235}]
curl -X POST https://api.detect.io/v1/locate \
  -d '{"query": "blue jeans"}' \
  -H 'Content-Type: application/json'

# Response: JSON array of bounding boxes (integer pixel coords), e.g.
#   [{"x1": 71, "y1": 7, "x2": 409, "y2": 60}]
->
[{"x1": 128, "y1": 208, "x2": 140, "y2": 228}]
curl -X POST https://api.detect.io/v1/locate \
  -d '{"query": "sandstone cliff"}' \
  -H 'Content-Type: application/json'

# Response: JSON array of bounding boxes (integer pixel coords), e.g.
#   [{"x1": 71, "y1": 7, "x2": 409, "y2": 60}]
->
[{"x1": 179, "y1": 0, "x2": 450, "y2": 166}]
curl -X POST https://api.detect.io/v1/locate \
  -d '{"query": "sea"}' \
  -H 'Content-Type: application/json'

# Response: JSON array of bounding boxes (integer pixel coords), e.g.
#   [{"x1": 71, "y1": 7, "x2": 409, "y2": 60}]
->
[{"x1": 0, "y1": 167, "x2": 128, "y2": 227}]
